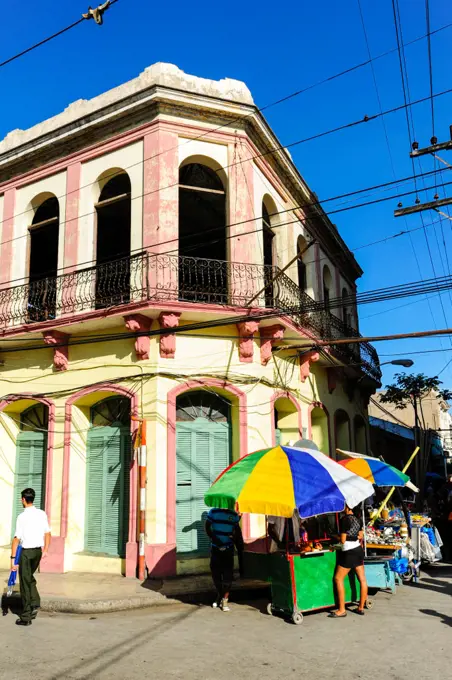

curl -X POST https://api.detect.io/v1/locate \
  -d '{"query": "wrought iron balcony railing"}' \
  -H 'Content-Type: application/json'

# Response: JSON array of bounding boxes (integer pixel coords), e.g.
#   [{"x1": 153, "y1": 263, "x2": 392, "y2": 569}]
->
[{"x1": 0, "y1": 252, "x2": 381, "y2": 382}]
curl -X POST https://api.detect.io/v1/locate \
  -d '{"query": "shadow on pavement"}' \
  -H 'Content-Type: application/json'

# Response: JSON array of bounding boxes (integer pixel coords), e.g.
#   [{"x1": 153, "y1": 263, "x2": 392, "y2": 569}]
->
[
  {"x1": 45, "y1": 606, "x2": 199, "y2": 680},
  {"x1": 419, "y1": 608, "x2": 452, "y2": 627}
]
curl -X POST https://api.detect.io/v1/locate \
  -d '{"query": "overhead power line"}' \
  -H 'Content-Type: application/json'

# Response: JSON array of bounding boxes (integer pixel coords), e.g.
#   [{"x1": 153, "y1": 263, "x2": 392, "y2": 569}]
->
[
  {"x1": 0, "y1": 163, "x2": 450, "y2": 292},
  {"x1": 0, "y1": 2, "x2": 118, "y2": 70}
]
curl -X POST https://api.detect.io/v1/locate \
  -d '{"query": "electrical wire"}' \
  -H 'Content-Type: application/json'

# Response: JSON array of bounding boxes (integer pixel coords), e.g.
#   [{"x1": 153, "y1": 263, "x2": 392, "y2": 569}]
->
[
  {"x1": 0, "y1": 165, "x2": 450, "y2": 293},
  {"x1": 4, "y1": 14, "x2": 452, "y2": 225},
  {"x1": 0, "y1": 1, "x2": 119, "y2": 70}
]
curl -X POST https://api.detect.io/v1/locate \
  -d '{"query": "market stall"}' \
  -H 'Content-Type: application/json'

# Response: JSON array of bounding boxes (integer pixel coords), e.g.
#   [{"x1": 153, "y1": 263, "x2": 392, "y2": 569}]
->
[
  {"x1": 205, "y1": 444, "x2": 374, "y2": 624},
  {"x1": 337, "y1": 449, "x2": 419, "y2": 592}
]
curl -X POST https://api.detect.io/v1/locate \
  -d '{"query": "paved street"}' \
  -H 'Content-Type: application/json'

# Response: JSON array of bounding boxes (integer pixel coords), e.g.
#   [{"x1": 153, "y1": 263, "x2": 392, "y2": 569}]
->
[{"x1": 1, "y1": 565, "x2": 451, "y2": 680}]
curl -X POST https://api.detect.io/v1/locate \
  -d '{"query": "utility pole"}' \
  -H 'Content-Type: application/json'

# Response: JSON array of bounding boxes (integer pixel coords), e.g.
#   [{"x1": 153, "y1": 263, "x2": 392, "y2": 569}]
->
[
  {"x1": 412, "y1": 392, "x2": 422, "y2": 507},
  {"x1": 394, "y1": 127, "x2": 452, "y2": 218}
]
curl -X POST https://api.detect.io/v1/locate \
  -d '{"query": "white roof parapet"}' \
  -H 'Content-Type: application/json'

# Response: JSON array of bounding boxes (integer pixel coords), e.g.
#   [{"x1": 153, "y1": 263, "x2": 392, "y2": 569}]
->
[{"x1": 0, "y1": 62, "x2": 254, "y2": 155}]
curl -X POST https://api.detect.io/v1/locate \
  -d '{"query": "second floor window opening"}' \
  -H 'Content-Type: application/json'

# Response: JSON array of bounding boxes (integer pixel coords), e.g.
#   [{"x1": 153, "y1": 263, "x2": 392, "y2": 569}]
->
[
  {"x1": 28, "y1": 195, "x2": 59, "y2": 322},
  {"x1": 262, "y1": 202, "x2": 276, "y2": 307},
  {"x1": 95, "y1": 171, "x2": 132, "y2": 308},
  {"x1": 178, "y1": 161, "x2": 227, "y2": 303},
  {"x1": 297, "y1": 236, "x2": 307, "y2": 293},
  {"x1": 323, "y1": 264, "x2": 332, "y2": 311},
  {"x1": 342, "y1": 287, "x2": 352, "y2": 327}
]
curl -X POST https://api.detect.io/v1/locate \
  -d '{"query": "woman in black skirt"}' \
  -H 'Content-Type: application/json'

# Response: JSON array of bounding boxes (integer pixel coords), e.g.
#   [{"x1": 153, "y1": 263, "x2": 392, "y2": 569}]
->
[{"x1": 329, "y1": 505, "x2": 368, "y2": 618}]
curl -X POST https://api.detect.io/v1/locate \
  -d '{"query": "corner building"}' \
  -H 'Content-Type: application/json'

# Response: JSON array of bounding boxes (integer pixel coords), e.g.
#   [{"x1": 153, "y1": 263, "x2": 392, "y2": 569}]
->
[{"x1": 0, "y1": 63, "x2": 381, "y2": 577}]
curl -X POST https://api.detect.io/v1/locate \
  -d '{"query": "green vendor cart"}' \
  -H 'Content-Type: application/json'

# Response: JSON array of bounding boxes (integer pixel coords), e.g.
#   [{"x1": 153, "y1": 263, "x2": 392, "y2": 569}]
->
[{"x1": 244, "y1": 549, "x2": 373, "y2": 624}]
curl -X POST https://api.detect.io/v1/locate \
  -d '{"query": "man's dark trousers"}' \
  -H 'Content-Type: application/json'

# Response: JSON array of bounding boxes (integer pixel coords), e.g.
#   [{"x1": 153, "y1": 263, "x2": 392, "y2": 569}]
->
[
  {"x1": 19, "y1": 548, "x2": 42, "y2": 622},
  {"x1": 210, "y1": 546, "x2": 234, "y2": 598}
]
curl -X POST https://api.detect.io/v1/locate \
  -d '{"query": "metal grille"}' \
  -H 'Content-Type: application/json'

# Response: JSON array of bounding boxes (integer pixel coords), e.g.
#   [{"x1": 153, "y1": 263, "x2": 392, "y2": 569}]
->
[{"x1": 0, "y1": 252, "x2": 381, "y2": 382}]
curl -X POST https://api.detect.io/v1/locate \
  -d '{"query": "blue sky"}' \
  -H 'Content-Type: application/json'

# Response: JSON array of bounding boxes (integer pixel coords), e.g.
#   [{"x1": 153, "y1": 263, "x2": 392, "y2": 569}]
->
[{"x1": 1, "y1": 0, "x2": 452, "y2": 390}]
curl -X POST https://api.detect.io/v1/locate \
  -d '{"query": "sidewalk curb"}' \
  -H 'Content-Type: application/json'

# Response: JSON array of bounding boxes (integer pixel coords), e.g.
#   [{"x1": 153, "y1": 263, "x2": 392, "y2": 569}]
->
[{"x1": 4, "y1": 581, "x2": 269, "y2": 615}]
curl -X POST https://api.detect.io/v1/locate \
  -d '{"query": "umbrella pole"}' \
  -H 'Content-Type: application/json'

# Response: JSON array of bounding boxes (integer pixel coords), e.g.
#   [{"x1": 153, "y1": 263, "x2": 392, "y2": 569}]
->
[
  {"x1": 362, "y1": 501, "x2": 367, "y2": 558},
  {"x1": 370, "y1": 447, "x2": 420, "y2": 525}
]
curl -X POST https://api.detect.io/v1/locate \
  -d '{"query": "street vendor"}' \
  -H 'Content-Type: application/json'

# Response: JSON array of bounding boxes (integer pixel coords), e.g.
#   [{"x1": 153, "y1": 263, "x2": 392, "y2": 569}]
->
[
  {"x1": 329, "y1": 505, "x2": 368, "y2": 619},
  {"x1": 267, "y1": 512, "x2": 301, "y2": 552}
]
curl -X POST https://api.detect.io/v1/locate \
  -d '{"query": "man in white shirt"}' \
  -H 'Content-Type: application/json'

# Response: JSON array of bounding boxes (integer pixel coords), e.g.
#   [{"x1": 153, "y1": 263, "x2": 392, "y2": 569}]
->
[{"x1": 10, "y1": 487, "x2": 51, "y2": 627}]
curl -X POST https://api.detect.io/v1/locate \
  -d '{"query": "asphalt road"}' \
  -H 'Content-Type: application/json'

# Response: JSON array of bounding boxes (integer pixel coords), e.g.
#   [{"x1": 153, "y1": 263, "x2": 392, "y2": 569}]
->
[{"x1": 1, "y1": 565, "x2": 451, "y2": 680}]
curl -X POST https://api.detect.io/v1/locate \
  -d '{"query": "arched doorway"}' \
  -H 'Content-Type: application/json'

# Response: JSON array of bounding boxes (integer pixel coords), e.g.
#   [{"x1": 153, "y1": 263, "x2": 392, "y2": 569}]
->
[
  {"x1": 274, "y1": 396, "x2": 300, "y2": 446},
  {"x1": 354, "y1": 415, "x2": 367, "y2": 454},
  {"x1": 178, "y1": 162, "x2": 227, "y2": 302},
  {"x1": 335, "y1": 409, "x2": 351, "y2": 452},
  {"x1": 310, "y1": 405, "x2": 330, "y2": 456},
  {"x1": 175, "y1": 390, "x2": 231, "y2": 555},
  {"x1": 28, "y1": 196, "x2": 59, "y2": 322},
  {"x1": 95, "y1": 172, "x2": 131, "y2": 308},
  {"x1": 12, "y1": 403, "x2": 49, "y2": 532},
  {"x1": 85, "y1": 397, "x2": 131, "y2": 556}
]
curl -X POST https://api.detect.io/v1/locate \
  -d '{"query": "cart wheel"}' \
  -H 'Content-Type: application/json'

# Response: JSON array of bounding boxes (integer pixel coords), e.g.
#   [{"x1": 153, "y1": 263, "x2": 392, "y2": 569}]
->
[
  {"x1": 291, "y1": 612, "x2": 303, "y2": 625},
  {"x1": 365, "y1": 599, "x2": 374, "y2": 610},
  {"x1": 267, "y1": 603, "x2": 273, "y2": 616}
]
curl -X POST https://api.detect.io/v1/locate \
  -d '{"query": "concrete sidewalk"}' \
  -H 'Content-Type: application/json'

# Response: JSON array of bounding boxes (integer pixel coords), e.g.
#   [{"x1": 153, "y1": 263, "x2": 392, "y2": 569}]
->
[{"x1": 1, "y1": 570, "x2": 268, "y2": 615}]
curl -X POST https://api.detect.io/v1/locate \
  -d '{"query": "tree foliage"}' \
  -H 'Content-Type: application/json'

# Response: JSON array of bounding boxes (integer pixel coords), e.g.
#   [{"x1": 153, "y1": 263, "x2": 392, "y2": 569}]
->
[{"x1": 380, "y1": 373, "x2": 452, "y2": 423}]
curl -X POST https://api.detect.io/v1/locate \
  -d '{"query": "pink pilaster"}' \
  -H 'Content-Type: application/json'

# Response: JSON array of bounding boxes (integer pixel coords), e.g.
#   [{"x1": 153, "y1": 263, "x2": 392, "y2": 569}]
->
[
  {"x1": 61, "y1": 163, "x2": 81, "y2": 315},
  {"x1": 0, "y1": 189, "x2": 16, "y2": 286},
  {"x1": 143, "y1": 128, "x2": 179, "y2": 299},
  {"x1": 228, "y1": 142, "x2": 259, "y2": 304}
]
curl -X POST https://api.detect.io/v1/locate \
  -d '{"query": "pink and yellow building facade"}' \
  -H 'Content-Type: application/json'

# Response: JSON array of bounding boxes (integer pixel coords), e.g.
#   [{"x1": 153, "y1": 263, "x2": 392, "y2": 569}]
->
[{"x1": 0, "y1": 64, "x2": 380, "y2": 578}]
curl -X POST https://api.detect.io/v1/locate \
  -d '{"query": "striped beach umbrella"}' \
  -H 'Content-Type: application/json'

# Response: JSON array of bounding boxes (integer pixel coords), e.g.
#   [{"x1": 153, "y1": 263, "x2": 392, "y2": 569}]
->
[{"x1": 204, "y1": 445, "x2": 374, "y2": 519}]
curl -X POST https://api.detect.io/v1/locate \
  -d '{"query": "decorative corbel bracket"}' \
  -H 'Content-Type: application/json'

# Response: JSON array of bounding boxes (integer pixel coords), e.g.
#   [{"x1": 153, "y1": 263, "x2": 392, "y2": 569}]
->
[
  {"x1": 42, "y1": 330, "x2": 70, "y2": 371},
  {"x1": 259, "y1": 324, "x2": 285, "y2": 365},
  {"x1": 124, "y1": 314, "x2": 153, "y2": 361},
  {"x1": 299, "y1": 350, "x2": 320, "y2": 382},
  {"x1": 158, "y1": 312, "x2": 181, "y2": 359},
  {"x1": 236, "y1": 321, "x2": 260, "y2": 363}
]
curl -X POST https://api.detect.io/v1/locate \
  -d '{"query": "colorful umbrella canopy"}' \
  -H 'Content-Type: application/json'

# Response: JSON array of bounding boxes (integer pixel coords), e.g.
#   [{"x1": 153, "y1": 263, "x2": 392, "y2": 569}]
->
[
  {"x1": 338, "y1": 453, "x2": 417, "y2": 490},
  {"x1": 204, "y1": 445, "x2": 374, "y2": 519}
]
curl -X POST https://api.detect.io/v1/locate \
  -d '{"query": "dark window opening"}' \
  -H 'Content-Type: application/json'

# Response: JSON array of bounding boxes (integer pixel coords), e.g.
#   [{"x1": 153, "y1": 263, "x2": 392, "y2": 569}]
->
[
  {"x1": 95, "y1": 173, "x2": 131, "y2": 309},
  {"x1": 28, "y1": 197, "x2": 59, "y2": 323},
  {"x1": 178, "y1": 163, "x2": 227, "y2": 303},
  {"x1": 263, "y1": 204, "x2": 275, "y2": 307},
  {"x1": 297, "y1": 237, "x2": 307, "y2": 293}
]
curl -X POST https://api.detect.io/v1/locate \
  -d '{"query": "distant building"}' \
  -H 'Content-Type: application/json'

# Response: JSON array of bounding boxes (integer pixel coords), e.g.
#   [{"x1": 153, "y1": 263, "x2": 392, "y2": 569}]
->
[
  {"x1": 369, "y1": 391, "x2": 450, "y2": 479},
  {"x1": 0, "y1": 64, "x2": 381, "y2": 577}
]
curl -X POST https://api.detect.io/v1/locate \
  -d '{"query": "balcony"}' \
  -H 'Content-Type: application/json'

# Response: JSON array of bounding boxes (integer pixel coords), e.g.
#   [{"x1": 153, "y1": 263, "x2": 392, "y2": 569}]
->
[{"x1": 0, "y1": 252, "x2": 381, "y2": 383}]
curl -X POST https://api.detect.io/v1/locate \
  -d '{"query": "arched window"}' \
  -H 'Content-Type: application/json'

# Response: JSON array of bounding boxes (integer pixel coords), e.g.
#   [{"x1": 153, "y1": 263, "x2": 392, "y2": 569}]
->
[
  {"x1": 297, "y1": 236, "x2": 307, "y2": 292},
  {"x1": 28, "y1": 196, "x2": 59, "y2": 322},
  {"x1": 179, "y1": 162, "x2": 227, "y2": 302},
  {"x1": 342, "y1": 287, "x2": 352, "y2": 326},
  {"x1": 323, "y1": 265, "x2": 332, "y2": 310},
  {"x1": 310, "y1": 405, "x2": 330, "y2": 456},
  {"x1": 274, "y1": 396, "x2": 300, "y2": 446},
  {"x1": 354, "y1": 415, "x2": 367, "y2": 454},
  {"x1": 95, "y1": 172, "x2": 131, "y2": 308},
  {"x1": 335, "y1": 409, "x2": 351, "y2": 452},
  {"x1": 175, "y1": 390, "x2": 231, "y2": 555},
  {"x1": 85, "y1": 396, "x2": 131, "y2": 556},
  {"x1": 262, "y1": 201, "x2": 276, "y2": 307}
]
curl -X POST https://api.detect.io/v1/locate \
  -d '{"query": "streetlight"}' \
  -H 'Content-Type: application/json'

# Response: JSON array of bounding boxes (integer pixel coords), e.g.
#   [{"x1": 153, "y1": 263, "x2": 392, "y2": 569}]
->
[{"x1": 380, "y1": 359, "x2": 414, "y2": 368}]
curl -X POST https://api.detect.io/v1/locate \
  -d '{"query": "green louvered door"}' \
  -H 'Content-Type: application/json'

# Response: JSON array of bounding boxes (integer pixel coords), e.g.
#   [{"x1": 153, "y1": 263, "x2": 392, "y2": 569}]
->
[
  {"x1": 176, "y1": 419, "x2": 230, "y2": 555},
  {"x1": 12, "y1": 431, "x2": 47, "y2": 536},
  {"x1": 85, "y1": 425, "x2": 131, "y2": 557}
]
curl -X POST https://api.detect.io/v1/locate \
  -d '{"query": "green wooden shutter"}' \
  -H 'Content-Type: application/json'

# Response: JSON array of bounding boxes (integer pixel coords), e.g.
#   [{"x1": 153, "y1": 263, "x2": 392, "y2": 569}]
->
[
  {"x1": 12, "y1": 431, "x2": 47, "y2": 536},
  {"x1": 85, "y1": 425, "x2": 131, "y2": 557},
  {"x1": 176, "y1": 420, "x2": 230, "y2": 555}
]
